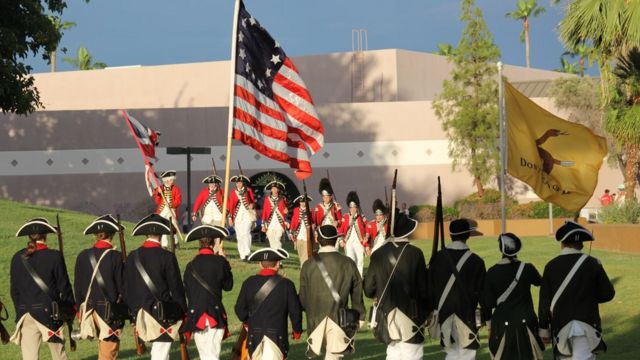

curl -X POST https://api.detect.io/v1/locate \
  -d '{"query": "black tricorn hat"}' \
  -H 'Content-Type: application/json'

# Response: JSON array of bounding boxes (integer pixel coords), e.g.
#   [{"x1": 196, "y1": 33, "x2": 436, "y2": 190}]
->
[
  {"x1": 319, "y1": 178, "x2": 334, "y2": 196},
  {"x1": 449, "y1": 218, "x2": 483, "y2": 239},
  {"x1": 132, "y1": 214, "x2": 174, "y2": 236},
  {"x1": 392, "y1": 210, "x2": 418, "y2": 239},
  {"x1": 202, "y1": 175, "x2": 222, "y2": 184},
  {"x1": 185, "y1": 225, "x2": 229, "y2": 242},
  {"x1": 555, "y1": 220, "x2": 593, "y2": 243},
  {"x1": 264, "y1": 180, "x2": 285, "y2": 192},
  {"x1": 372, "y1": 199, "x2": 387, "y2": 216},
  {"x1": 230, "y1": 174, "x2": 251, "y2": 184},
  {"x1": 498, "y1": 232, "x2": 522, "y2": 257},
  {"x1": 247, "y1": 248, "x2": 289, "y2": 262},
  {"x1": 160, "y1": 170, "x2": 177, "y2": 178},
  {"x1": 16, "y1": 218, "x2": 58, "y2": 237},
  {"x1": 293, "y1": 194, "x2": 313, "y2": 205},
  {"x1": 346, "y1": 191, "x2": 360, "y2": 209},
  {"x1": 317, "y1": 225, "x2": 340, "y2": 240},
  {"x1": 84, "y1": 214, "x2": 121, "y2": 235}
]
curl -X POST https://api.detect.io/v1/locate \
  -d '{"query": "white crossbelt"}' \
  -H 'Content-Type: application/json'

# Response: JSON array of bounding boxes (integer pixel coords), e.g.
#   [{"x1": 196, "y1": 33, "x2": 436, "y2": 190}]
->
[
  {"x1": 551, "y1": 254, "x2": 588, "y2": 314},
  {"x1": 437, "y1": 251, "x2": 472, "y2": 311},
  {"x1": 496, "y1": 262, "x2": 525, "y2": 305}
]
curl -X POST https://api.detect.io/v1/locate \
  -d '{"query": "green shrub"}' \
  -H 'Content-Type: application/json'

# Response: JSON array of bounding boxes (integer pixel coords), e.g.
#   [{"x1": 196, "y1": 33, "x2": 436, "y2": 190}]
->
[
  {"x1": 599, "y1": 201, "x2": 640, "y2": 224},
  {"x1": 409, "y1": 204, "x2": 459, "y2": 222},
  {"x1": 530, "y1": 201, "x2": 576, "y2": 219}
]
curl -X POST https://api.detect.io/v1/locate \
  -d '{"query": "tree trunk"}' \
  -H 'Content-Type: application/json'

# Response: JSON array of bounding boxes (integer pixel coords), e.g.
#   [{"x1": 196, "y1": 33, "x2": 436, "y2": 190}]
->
[
  {"x1": 524, "y1": 18, "x2": 530, "y2": 68},
  {"x1": 579, "y1": 56, "x2": 585, "y2": 77},
  {"x1": 50, "y1": 50, "x2": 57, "y2": 72},
  {"x1": 475, "y1": 177, "x2": 485, "y2": 197},
  {"x1": 624, "y1": 143, "x2": 639, "y2": 201}
]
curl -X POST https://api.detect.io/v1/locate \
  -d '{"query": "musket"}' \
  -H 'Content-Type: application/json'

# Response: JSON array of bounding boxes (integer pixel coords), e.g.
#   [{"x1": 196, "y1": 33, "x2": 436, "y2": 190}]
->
[
  {"x1": 55, "y1": 214, "x2": 76, "y2": 352},
  {"x1": 325, "y1": 170, "x2": 339, "y2": 206},
  {"x1": 303, "y1": 180, "x2": 314, "y2": 259},
  {"x1": 384, "y1": 186, "x2": 389, "y2": 211},
  {"x1": 0, "y1": 300, "x2": 10, "y2": 345},
  {"x1": 430, "y1": 176, "x2": 445, "y2": 265},
  {"x1": 389, "y1": 170, "x2": 398, "y2": 244},
  {"x1": 212, "y1": 157, "x2": 218, "y2": 177},
  {"x1": 167, "y1": 218, "x2": 190, "y2": 360},
  {"x1": 116, "y1": 215, "x2": 147, "y2": 356}
]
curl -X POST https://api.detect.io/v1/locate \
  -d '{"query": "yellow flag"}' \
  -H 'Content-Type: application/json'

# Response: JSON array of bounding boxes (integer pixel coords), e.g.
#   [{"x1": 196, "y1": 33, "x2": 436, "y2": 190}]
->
[{"x1": 504, "y1": 81, "x2": 607, "y2": 212}]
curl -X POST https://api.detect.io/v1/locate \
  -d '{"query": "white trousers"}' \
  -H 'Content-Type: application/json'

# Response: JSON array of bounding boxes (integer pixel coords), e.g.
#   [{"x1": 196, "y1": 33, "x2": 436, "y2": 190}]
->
[
  {"x1": 235, "y1": 214, "x2": 253, "y2": 259},
  {"x1": 559, "y1": 336, "x2": 596, "y2": 360},
  {"x1": 444, "y1": 343, "x2": 476, "y2": 360},
  {"x1": 266, "y1": 216, "x2": 284, "y2": 249},
  {"x1": 159, "y1": 208, "x2": 178, "y2": 248},
  {"x1": 344, "y1": 236, "x2": 364, "y2": 277},
  {"x1": 386, "y1": 341, "x2": 423, "y2": 360},
  {"x1": 194, "y1": 326, "x2": 224, "y2": 360},
  {"x1": 150, "y1": 341, "x2": 172, "y2": 360}
]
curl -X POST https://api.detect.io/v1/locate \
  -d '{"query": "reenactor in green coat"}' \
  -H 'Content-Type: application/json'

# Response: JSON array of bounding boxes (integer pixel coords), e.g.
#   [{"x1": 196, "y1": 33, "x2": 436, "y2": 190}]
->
[
  {"x1": 480, "y1": 233, "x2": 544, "y2": 360},
  {"x1": 299, "y1": 225, "x2": 365, "y2": 360}
]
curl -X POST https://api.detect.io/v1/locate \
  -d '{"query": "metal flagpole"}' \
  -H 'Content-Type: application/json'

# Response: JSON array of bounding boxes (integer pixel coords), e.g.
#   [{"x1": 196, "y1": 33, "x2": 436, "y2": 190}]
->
[
  {"x1": 498, "y1": 61, "x2": 507, "y2": 234},
  {"x1": 221, "y1": 0, "x2": 242, "y2": 228}
]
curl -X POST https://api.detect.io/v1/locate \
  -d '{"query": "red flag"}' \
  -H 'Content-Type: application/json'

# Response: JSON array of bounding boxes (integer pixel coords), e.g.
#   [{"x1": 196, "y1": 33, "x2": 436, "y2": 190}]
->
[
  {"x1": 231, "y1": 1, "x2": 324, "y2": 180},
  {"x1": 122, "y1": 110, "x2": 162, "y2": 195}
]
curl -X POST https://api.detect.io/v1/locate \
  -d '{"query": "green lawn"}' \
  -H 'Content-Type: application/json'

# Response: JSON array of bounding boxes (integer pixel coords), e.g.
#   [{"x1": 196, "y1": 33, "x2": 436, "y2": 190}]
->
[{"x1": 0, "y1": 199, "x2": 638, "y2": 359}]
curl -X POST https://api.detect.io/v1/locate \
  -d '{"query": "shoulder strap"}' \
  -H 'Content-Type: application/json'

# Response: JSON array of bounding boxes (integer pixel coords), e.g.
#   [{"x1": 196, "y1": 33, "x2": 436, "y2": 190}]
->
[
  {"x1": 437, "y1": 250, "x2": 472, "y2": 311},
  {"x1": 313, "y1": 255, "x2": 341, "y2": 305},
  {"x1": 250, "y1": 276, "x2": 282, "y2": 316},
  {"x1": 133, "y1": 252, "x2": 161, "y2": 301},
  {"x1": 190, "y1": 265, "x2": 219, "y2": 300},
  {"x1": 551, "y1": 254, "x2": 588, "y2": 313},
  {"x1": 83, "y1": 249, "x2": 113, "y2": 305},
  {"x1": 21, "y1": 256, "x2": 54, "y2": 301},
  {"x1": 377, "y1": 243, "x2": 409, "y2": 306},
  {"x1": 496, "y1": 261, "x2": 525, "y2": 306}
]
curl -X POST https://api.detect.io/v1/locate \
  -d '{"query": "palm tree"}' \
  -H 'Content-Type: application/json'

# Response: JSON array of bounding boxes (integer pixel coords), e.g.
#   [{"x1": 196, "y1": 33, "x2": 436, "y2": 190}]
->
[
  {"x1": 555, "y1": 56, "x2": 579, "y2": 74},
  {"x1": 63, "y1": 47, "x2": 107, "y2": 70},
  {"x1": 605, "y1": 48, "x2": 640, "y2": 200},
  {"x1": 506, "y1": 0, "x2": 546, "y2": 68},
  {"x1": 563, "y1": 43, "x2": 595, "y2": 77},
  {"x1": 48, "y1": 16, "x2": 76, "y2": 72}
]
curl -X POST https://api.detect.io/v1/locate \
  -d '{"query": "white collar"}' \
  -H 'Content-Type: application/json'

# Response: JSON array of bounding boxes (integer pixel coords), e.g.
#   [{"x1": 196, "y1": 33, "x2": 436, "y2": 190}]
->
[
  {"x1": 145, "y1": 238, "x2": 161, "y2": 244},
  {"x1": 392, "y1": 237, "x2": 409, "y2": 243},
  {"x1": 560, "y1": 247, "x2": 583, "y2": 255},
  {"x1": 496, "y1": 257, "x2": 519, "y2": 265},
  {"x1": 318, "y1": 246, "x2": 338, "y2": 253},
  {"x1": 445, "y1": 241, "x2": 469, "y2": 250}
]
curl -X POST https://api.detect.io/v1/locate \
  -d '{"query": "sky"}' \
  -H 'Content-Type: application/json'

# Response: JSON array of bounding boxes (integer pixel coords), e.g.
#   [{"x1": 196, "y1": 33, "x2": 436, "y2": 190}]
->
[{"x1": 27, "y1": 0, "x2": 581, "y2": 74}]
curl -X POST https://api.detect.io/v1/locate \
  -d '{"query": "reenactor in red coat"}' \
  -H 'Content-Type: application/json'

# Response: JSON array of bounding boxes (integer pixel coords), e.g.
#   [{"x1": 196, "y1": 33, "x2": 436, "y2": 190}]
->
[
  {"x1": 338, "y1": 191, "x2": 368, "y2": 276},
  {"x1": 191, "y1": 175, "x2": 224, "y2": 253},
  {"x1": 313, "y1": 178, "x2": 342, "y2": 247},
  {"x1": 261, "y1": 180, "x2": 288, "y2": 249},
  {"x1": 367, "y1": 199, "x2": 389, "y2": 253},
  {"x1": 154, "y1": 170, "x2": 182, "y2": 248},
  {"x1": 289, "y1": 195, "x2": 313, "y2": 266},
  {"x1": 227, "y1": 174, "x2": 256, "y2": 261}
]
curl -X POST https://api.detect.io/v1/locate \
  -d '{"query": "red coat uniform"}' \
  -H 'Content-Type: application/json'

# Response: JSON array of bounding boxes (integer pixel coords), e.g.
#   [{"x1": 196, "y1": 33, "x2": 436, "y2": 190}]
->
[
  {"x1": 313, "y1": 202, "x2": 342, "y2": 228},
  {"x1": 227, "y1": 187, "x2": 255, "y2": 221},
  {"x1": 155, "y1": 185, "x2": 182, "y2": 214},
  {"x1": 192, "y1": 187, "x2": 223, "y2": 215},
  {"x1": 290, "y1": 206, "x2": 311, "y2": 239},
  {"x1": 339, "y1": 213, "x2": 368, "y2": 247},
  {"x1": 261, "y1": 195, "x2": 288, "y2": 230},
  {"x1": 367, "y1": 219, "x2": 389, "y2": 246}
]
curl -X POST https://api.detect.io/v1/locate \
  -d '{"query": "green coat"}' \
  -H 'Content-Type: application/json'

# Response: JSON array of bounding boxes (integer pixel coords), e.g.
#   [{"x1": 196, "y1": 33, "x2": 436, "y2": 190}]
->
[{"x1": 299, "y1": 248, "x2": 365, "y2": 334}]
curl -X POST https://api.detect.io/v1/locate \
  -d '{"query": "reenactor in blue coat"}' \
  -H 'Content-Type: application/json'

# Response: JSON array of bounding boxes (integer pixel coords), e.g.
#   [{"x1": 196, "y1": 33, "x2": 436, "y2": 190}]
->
[
  {"x1": 538, "y1": 221, "x2": 615, "y2": 360},
  {"x1": 182, "y1": 225, "x2": 233, "y2": 360},
  {"x1": 124, "y1": 214, "x2": 187, "y2": 360},
  {"x1": 481, "y1": 233, "x2": 544, "y2": 360},
  {"x1": 10, "y1": 218, "x2": 75, "y2": 360},
  {"x1": 235, "y1": 248, "x2": 303, "y2": 360},
  {"x1": 74, "y1": 215, "x2": 127, "y2": 359}
]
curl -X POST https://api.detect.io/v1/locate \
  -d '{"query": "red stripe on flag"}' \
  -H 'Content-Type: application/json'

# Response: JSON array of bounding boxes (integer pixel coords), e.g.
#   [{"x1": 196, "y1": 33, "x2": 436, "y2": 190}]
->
[
  {"x1": 273, "y1": 95, "x2": 323, "y2": 152},
  {"x1": 234, "y1": 108, "x2": 288, "y2": 141},
  {"x1": 235, "y1": 85, "x2": 286, "y2": 122}
]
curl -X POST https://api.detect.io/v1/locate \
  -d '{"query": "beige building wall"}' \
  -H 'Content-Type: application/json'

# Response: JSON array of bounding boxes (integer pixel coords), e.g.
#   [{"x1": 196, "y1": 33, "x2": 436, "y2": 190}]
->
[{"x1": 0, "y1": 49, "x2": 623, "y2": 220}]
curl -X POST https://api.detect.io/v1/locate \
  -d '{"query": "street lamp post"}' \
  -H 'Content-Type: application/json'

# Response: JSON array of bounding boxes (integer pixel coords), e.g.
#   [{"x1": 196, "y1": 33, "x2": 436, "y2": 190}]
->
[{"x1": 166, "y1": 146, "x2": 211, "y2": 228}]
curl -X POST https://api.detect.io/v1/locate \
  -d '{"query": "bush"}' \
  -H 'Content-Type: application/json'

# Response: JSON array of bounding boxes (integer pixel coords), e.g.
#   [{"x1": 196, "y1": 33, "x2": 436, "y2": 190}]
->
[
  {"x1": 409, "y1": 204, "x2": 459, "y2": 222},
  {"x1": 454, "y1": 189, "x2": 517, "y2": 220},
  {"x1": 530, "y1": 201, "x2": 575, "y2": 219},
  {"x1": 599, "y1": 201, "x2": 640, "y2": 224}
]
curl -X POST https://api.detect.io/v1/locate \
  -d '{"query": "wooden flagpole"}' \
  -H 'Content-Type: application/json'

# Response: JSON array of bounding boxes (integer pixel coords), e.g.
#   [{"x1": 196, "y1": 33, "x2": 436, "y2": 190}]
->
[
  {"x1": 221, "y1": 0, "x2": 242, "y2": 228},
  {"x1": 498, "y1": 61, "x2": 507, "y2": 234}
]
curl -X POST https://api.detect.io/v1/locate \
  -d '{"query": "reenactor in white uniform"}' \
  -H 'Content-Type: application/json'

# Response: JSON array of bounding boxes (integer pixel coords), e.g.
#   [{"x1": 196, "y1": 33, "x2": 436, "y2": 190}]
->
[
  {"x1": 228, "y1": 174, "x2": 256, "y2": 261},
  {"x1": 313, "y1": 178, "x2": 342, "y2": 249},
  {"x1": 538, "y1": 221, "x2": 615, "y2": 360},
  {"x1": 289, "y1": 194, "x2": 313, "y2": 266},
  {"x1": 338, "y1": 191, "x2": 369, "y2": 276},
  {"x1": 192, "y1": 175, "x2": 225, "y2": 253},
  {"x1": 261, "y1": 180, "x2": 288, "y2": 249},
  {"x1": 153, "y1": 170, "x2": 182, "y2": 248}
]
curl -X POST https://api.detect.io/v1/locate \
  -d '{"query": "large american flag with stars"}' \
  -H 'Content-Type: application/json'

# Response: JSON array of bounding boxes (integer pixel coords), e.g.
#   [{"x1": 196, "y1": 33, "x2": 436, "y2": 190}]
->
[{"x1": 232, "y1": 1, "x2": 324, "y2": 180}]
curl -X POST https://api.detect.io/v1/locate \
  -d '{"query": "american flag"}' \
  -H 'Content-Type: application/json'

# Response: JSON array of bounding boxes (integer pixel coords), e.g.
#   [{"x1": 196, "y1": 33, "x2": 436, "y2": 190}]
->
[
  {"x1": 121, "y1": 110, "x2": 162, "y2": 195},
  {"x1": 232, "y1": 1, "x2": 324, "y2": 180}
]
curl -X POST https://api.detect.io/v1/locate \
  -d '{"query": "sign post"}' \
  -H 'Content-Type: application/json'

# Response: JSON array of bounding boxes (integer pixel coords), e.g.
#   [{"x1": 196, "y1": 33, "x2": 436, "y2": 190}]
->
[{"x1": 166, "y1": 146, "x2": 212, "y2": 228}]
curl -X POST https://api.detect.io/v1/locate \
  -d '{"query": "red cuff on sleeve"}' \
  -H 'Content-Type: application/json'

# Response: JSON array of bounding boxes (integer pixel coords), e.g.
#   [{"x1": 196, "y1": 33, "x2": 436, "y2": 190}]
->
[{"x1": 292, "y1": 332, "x2": 301, "y2": 340}]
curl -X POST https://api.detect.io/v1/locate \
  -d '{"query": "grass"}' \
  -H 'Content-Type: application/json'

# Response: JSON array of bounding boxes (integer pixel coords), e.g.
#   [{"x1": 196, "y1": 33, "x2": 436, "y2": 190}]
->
[{"x1": 0, "y1": 198, "x2": 638, "y2": 359}]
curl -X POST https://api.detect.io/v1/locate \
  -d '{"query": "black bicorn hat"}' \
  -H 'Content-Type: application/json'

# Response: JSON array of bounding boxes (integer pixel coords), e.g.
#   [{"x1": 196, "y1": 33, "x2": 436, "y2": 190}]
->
[
  {"x1": 160, "y1": 170, "x2": 177, "y2": 178},
  {"x1": 247, "y1": 248, "x2": 289, "y2": 262},
  {"x1": 555, "y1": 220, "x2": 594, "y2": 243},
  {"x1": 372, "y1": 199, "x2": 387, "y2": 216},
  {"x1": 84, "y1": 214, "x2": 121, "y2": 235},
  {"x1": 449, "y1": 218, "x2": 483, "y2": 239},
  {"x1": 392, "y1": 210, "x2": 418, "y2": 239},
  {"x1": 132, "y1": 214, "x2": 174, "y2": 236},
  {"x1": 230, "y1": 174, "x2": 251, "y2": 184},
  {"x1": 293, "y1": 194, "x2": 313, "y2": 205},
  {"x1": 498, "y1": 232, "x2": 522, "y2": 257},
  {"x1": 264, "y1": 180, "x2": 285, "y2": 192},
  {"x1": 15, "y1": 218, "x2": 58, "y2": 237},
  {"x1": 346, "y1": 191, "x2": 360, "y2": 209},
  {"x1": 202, "y1": 175, "x2": 223, "y2": 184},
  {"x1": 317, "y1": 225, "x2": 340, "y2": 240},
  {"x1": 185, "y1": 225, "x2": 229, "y2": 242},
  {"x1": 319, "y1": 178, "x2": 334, "y2": 196}
]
